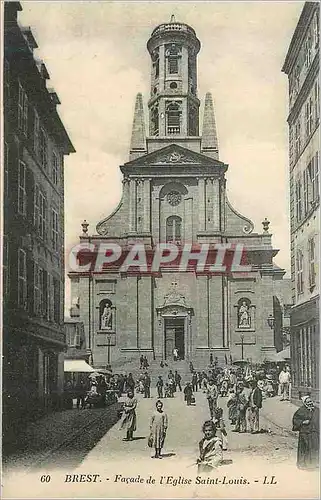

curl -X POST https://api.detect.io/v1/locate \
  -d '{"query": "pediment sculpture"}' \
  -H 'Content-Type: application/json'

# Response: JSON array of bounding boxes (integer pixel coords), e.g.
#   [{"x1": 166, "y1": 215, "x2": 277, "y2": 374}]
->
[{"x1": 163, "y1": 281, "x2": 186, "y2": 307}]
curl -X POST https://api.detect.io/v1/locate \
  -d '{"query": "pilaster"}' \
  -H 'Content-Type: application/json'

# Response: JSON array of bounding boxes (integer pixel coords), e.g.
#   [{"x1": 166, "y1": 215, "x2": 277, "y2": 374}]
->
[
  {"x1": 198, "y1": 177, "x2": 205, "y2": 231},
  {"x1": 129, "y1": 179, "x2": 137, "y2": 232}
]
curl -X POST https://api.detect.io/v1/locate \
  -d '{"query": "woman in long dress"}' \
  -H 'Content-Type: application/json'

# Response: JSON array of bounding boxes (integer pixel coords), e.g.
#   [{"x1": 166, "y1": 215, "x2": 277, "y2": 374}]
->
[
  {"x1": 292, "y1": 395, "x2": 319, "y2": 470},
  {"x1": 149, "y1": 400, "x2": 168, "y2": 459},
  {"x1": 120, "y1": 390, "x2": 137, "y2": 441}
]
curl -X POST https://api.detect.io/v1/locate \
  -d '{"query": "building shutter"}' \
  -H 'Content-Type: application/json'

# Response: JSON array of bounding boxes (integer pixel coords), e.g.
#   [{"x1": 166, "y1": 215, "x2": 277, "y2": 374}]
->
[{"x1": 26, "y1": 167, "x2": 35, "y2": 225}]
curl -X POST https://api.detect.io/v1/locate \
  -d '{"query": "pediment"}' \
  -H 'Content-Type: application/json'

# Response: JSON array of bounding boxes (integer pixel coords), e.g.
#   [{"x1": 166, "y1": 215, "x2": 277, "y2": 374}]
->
[{"x1": 123, "y1": 144, "x2": 226, "y2": 168}]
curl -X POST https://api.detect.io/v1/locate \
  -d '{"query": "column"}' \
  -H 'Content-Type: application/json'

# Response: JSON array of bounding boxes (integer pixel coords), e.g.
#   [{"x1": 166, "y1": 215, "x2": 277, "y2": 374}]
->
[
  {"x1": 220, "y1": 178, "x2": 226, "y2": 232},
  {"x1": 159, "y1": 45, "x2": 165, "y2": 92},
  {"x1": 143, "y1": 178, "x2": 151, "y2": 233},
  {"x1": 212, "y1": 177, "x2": 220, "y2": 231},
  {"x1": 184, "y1": 196, "x2": 193, "y2": 241},
  {"x1": 129, "y1": 178, "x2": 136, "y2": 232},
  {"x1": 182, "y1": 100, "x2": 188, "y2": 136},
  {"x1": 138, "y1": 276, "x2": 152, "y2": 349},
  {"x1": 205, "y1": 178, "x2": 214, "y2": 231},
  {"x1": 181, "y1": 46, "x2": 189, "y2": 94},
  {"x1": 122, "y1": 177, "x2": 130, "y2": 230},
  {"x1": 198, "y1": 177, "x2": 205, "y2": 232},
  {"x1": 136, "y1": 180, "x2": 143, "y2": 232}
]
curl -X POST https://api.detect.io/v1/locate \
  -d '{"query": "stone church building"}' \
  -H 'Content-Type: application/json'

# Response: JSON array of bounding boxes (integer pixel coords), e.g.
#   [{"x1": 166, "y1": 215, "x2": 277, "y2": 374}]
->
[{"x1": 69, "y1": 18, "x2": 288, "y2": 368}]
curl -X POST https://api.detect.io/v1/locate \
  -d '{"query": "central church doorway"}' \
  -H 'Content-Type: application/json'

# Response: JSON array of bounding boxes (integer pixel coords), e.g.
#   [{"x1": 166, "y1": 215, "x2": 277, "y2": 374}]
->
[{"x1": 164, "y1": 318, "x2": 185, "y2": 360}]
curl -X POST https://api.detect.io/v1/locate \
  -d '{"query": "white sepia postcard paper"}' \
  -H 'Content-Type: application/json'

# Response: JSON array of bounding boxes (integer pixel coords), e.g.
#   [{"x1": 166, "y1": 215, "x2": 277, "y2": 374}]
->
[{"x1": 2, "y1": 1, "x2": 320, "y2": 499}]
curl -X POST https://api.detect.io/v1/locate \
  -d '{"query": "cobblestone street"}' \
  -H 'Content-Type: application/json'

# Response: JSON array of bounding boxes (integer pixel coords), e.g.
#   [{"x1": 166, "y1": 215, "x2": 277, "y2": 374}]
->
[{"x1": 3, "y1": 389, "x2": 319, "y2": 499}]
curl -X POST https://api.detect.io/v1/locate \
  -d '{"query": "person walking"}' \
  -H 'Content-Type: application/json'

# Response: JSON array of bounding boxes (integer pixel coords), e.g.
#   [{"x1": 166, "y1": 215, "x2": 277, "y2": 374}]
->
[
  {"x1": 206, "y1": 379, "x2": 218, "y2": 419},
  {"x1": 143, "y1": 356, "x2": 149, "y2": 369},
  {"x1": 149, "y1": 400, "x2": 168, "y2": 459},
  {"x1": 139, "y1": 354, "x2": 144, "y2": 370},
  {"x1": 126, "y1": 373, "x2": 135, "y2": 393},
  {"x1": 247, "y1": 380, "x2": 263, "y2": 434},
  {"x1": 292, "y1": 395, "x2": 319, "y2": 470},
  {"x1": 75, "y1": 378, "x2": 86, "y2": 409},
  {"x1": 233, "y1": 382, "x2": 249, "y2": 433},
  {"x1": 156, "y1": 376, "x2": 164, "y2": 398},
  {"x1": 192, "y1": 371, "x2": 198, "y2": 392},
  {"x1": 184, "y1": 382, "x2": 193, "y2": 406},
  {"x1": 174, "y1": 370, "x2": 182, "y2": 391},
  {"x1": 279, "y1": 366, "x2": 291, "y2": 401},
  {"x1": 227, "y1": 388, "x2": 238, "y2": 425},
  {"x1": 197, "y1": 371, "x2": 202, "y2": 390},
  {"x1": 173, "y1": 347, "x2": 178, "y2": 361},
  {"x1": 120, "y1": 390, "x2": 137, "y2": 441},
  {"x1": 143, "y1": 372, "x2": 151, "y2": 398}
]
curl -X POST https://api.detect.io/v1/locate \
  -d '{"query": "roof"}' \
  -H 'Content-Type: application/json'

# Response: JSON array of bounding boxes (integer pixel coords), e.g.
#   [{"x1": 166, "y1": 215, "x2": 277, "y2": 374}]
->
[
  {"x1": 123, "y1": 143, "x2": 227, "y2": 169},
  {"x1": 282, "y1": 2, "x2": 318, "y2": 74}
]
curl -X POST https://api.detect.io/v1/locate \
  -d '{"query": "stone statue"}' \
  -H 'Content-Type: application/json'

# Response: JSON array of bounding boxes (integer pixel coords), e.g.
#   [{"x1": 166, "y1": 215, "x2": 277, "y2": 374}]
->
[
  {"x1": 101, "y1": 304, "x2": 112, "y2": 330},
  {"x1": 238, "y1": 301, "x2": 250, "y2": 328}
]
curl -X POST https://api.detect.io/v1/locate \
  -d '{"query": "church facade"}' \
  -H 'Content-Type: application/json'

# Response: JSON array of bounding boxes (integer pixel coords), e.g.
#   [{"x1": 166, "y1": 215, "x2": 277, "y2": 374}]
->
[{"x1": 69, "y1": 19, "x2": 287, "y2": 368}]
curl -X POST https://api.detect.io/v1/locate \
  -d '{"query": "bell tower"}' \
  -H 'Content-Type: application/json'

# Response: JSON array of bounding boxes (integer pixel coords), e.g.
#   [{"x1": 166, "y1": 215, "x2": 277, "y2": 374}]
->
[{"x1": 147, "y1": 15, "x2": 201, "y2": 139}]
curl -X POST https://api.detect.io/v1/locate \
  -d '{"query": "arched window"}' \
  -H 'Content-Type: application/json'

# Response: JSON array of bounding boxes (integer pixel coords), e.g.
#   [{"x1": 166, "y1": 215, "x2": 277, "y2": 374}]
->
[
  {"x1": 166, "y1": 102, "x2": 181, "y2": 135},
  {"x1": 99, "y1": 299, "x2": 113, "y2": 331},
  {"x1": 151, "y1": 49, "x2": 159, "y2": 79},
  {"x1": 166, "y1": 44, "x2": 181, "y2": 75},
  {"x1": 166, "y1": 215, "x2": 182, "y2": 244},
  {"x1": 237, "y1": 298, "x2": 251, "y2": 329}
]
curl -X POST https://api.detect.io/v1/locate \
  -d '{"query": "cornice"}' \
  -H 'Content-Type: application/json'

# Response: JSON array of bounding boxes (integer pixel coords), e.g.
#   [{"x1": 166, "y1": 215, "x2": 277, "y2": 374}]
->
[
  {"x1": 282, "y1": 2, "x2": 318, "y2": 75},
  {"x1": 287, "y1": 53, "x2": 319, "y2": 124}
]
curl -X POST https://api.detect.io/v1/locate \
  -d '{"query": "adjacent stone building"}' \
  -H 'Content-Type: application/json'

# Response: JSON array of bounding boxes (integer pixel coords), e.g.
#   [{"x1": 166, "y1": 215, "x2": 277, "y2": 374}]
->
[
  {"x1": 69, "y1": 17, "x2": 289, "y2": 369},
  {"x1": 282, "y1": 2, "x2": 319, "y2": 401},
  {"x1": 3, "y1": 2, "x2": 75, "y2": 439}
]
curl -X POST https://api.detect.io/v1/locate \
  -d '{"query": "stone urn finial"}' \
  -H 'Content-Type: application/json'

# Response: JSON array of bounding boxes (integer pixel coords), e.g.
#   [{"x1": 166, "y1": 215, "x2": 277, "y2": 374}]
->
[
  {"x1": 262, "y1": 217, "x2": 270, "y2": 233},
  {"x1": 81, "y1": 219, "x2": 89, "y2": 235}
]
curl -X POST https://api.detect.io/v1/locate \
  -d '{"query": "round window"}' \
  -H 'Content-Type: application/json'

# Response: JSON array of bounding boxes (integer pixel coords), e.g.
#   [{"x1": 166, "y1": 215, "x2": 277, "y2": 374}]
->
[
  {"x1": 167, "y1": 191, "x2": 182, "y2": 206},
  {"x1": 170, "y1": 82, "x2": 178, "y2": 89}
]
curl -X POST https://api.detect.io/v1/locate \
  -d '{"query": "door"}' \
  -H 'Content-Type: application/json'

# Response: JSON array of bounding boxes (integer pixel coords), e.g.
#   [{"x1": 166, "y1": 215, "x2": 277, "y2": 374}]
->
[
  {"x1": 165, "y1": 327, "x2": 175, "y2": 360},
  {"x1": 164, "y1": 318, "x2": 185, "y2": 360}
]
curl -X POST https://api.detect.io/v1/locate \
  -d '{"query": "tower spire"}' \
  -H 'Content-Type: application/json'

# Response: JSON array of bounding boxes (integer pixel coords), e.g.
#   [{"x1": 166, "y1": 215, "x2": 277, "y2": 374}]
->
[
  {"x1": 129, "y1": 93, "x2": 146, "y2": 160},
  {"x1": 201, "y1": 92, "x2": 219, "y2": 160}
]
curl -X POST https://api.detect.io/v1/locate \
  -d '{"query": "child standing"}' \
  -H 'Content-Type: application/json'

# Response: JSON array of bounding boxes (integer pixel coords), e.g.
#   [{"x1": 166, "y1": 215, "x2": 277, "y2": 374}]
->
[
  {"x1": 164, "y1": 382, "x2": 171, "y2": 398},
  {"x1": 149, "y1": 400, "x2": 168, "y2": 459},
  {"x1": 197, "y1": 421, "x2": 223, "y2": 473}
]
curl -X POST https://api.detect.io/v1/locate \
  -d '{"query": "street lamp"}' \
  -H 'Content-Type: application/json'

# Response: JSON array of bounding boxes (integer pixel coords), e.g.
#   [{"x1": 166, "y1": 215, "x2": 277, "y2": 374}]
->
[
  {"x1": 267, "y1": 314, "x2": 275, "y2": 329},
  {"x1": 240, "y1": 333, "x2": 244, "y2": 360}
]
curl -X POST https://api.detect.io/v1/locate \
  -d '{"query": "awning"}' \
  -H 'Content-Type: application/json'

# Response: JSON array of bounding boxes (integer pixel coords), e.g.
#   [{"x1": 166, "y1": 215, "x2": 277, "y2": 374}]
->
[
  {"x1": 275, "y1": 347, "x2": 290, "y2": 361},
  {"x1": 64, "y1": 359, "x2": 95, "y2": 373},
  {"x1": 263, "y1": 347, "x2": 290, "y2": 363}
]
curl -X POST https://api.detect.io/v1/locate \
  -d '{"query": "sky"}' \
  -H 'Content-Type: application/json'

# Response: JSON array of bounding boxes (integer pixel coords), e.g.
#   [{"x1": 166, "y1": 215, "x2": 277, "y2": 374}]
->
[{"x1": 19, "y1": 1, "x2": 303, "y2": 314}]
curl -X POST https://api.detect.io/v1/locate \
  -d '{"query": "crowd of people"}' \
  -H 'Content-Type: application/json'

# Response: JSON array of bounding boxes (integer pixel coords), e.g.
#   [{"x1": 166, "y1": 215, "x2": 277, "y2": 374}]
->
[
  {"x1": 64, "y1": 355, "x2": 318, "y2": 473},
  {"x1": 118, "y1": 359, "x2": 319, "y2": 473}
]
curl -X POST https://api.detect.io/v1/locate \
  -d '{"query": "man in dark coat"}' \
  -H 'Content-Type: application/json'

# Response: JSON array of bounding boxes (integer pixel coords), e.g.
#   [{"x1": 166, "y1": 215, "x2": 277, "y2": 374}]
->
[
  {"x1": 292, "y1": 395, "x2": 319, "y2": 470},
  {"x1": 192, "y1": 371, "x2": 198, "y2": 392},
  {"x1": 174, "y1": 371, "x2": 182, "y2": 392},
  {"x1": 143, "y1": 372, "x2": 151, "y2": 398},
  {"x1": 184, "y1": 382, "x2": 193, "y2": 405},
  {"x1": 247, "y1": 380, "x2": 263, "y2": 434}
]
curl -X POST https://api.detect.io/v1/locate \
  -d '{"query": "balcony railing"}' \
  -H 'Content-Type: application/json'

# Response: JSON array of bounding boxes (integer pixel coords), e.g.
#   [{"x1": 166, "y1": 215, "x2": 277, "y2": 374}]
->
[{"x1": 167, "y1": 126, "x2": 180, "y2": 135}]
